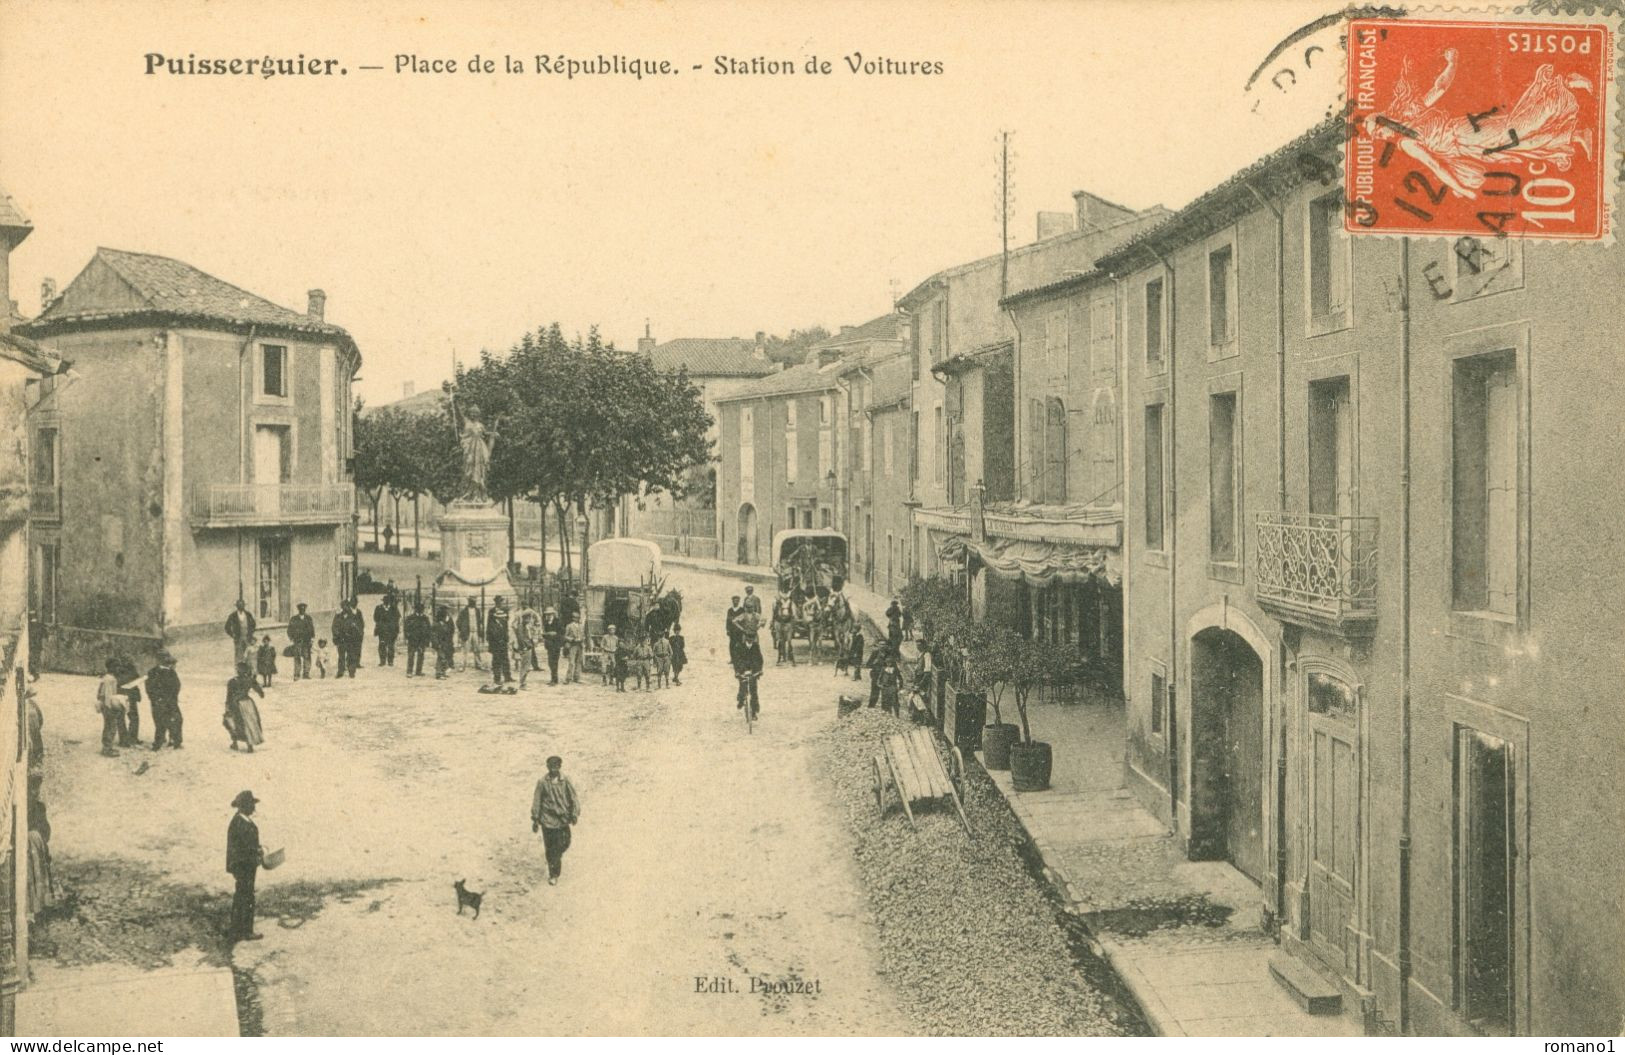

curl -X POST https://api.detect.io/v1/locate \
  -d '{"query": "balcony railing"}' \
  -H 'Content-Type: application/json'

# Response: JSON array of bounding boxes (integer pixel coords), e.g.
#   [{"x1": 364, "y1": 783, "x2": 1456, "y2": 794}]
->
[
  {"x1": 1254, "y1": 512, "x2": 1378, "y2": 634},
  {"x1": 193, "y1": 483, "x2": 354, "y2": 528}
]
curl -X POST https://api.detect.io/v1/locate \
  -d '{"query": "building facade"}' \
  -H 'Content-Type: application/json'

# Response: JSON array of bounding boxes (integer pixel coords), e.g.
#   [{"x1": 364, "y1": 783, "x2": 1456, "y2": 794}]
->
[
  {"x1": 1104, "y1": 119, "x2": 1624, "y2": 1035},
  {"x1": 18, "y1": 249, "x2": 360, "y2": 662}
]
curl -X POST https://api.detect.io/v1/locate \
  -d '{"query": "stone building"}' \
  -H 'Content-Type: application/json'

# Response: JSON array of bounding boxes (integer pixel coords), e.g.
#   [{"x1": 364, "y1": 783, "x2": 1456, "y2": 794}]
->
[
  {"x1": 17, "y1": 249, "x2": 360, "y2": 663},
  {"x1": 1101, "y1": 118, "x2": 1624, "y2": 1035}
]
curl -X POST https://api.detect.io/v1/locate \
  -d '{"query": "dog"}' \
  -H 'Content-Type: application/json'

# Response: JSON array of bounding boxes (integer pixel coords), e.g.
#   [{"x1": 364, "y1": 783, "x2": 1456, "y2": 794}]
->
[{"x1": 453, "y1": 879, "x2": 483, "y2": 920}]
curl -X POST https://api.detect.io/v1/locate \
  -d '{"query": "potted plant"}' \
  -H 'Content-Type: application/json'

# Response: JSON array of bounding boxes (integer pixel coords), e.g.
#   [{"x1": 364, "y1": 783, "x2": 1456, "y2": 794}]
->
[
  {"x1": 974, "y1": 625, "x2": 1023, "y2": 770},
  {"x1": 1007, "y1": 636, "x2": 1056, "y2": 791}
]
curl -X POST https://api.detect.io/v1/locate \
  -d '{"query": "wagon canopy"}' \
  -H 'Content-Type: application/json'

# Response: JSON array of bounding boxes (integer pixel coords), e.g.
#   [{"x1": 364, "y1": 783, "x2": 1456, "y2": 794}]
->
[
  {"x1": 772, "y1": 528, "x2": 848, "y2": 590},
  {"x1": 587, "y1": 537, "x2": 663, "y2": 590}
]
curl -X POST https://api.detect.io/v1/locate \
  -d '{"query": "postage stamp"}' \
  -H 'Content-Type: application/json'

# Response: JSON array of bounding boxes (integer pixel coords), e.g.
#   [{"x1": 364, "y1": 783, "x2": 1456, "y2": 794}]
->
[{"x1": 1345, "y1": 15, "x2": 1615, "y2": 240}]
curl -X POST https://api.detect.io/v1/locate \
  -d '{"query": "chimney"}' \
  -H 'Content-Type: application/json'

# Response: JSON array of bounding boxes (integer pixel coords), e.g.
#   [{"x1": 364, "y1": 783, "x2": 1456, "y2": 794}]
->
[
  {"x1": 1073, "y1": 191, "x2": 1136, "y2": 233},
  {"x1": 1036, "y1": 211, "x2": 1076, "y2": 241},
  {"x1": 307, "y1": 288, "x2": 326, "y2": 320},
  {"x1": 753, "y1": 331, "x2": 766, "y2": 360},
  {"x1": 403, "y1": 381, "x2": 415, "y2": 399},
  {"x1": 637, "y1": 319, "x2": 655, "y2": 355},
  {"x1": 40, "y1": 276, "x2": 56, "y2": 310}
]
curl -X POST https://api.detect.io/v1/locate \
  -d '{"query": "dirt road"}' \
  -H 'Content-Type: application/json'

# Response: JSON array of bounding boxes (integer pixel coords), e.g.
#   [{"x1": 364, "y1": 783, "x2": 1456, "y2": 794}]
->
[{"x1": 31, "y1": 567, "x2": 910, "y2": 1035}]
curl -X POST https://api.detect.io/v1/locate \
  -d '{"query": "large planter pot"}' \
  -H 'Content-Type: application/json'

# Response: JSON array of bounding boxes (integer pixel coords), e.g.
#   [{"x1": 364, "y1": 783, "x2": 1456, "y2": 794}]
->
[
  {"x1": 982, "y1": 723, "x2": 1020, "y2": 770},
  {"x1": 1009, "y1": 740, "x2": 1053, "y2": 791},
  {"x1": 952, "y1": 690, "x2": 987, "y2": 754}
]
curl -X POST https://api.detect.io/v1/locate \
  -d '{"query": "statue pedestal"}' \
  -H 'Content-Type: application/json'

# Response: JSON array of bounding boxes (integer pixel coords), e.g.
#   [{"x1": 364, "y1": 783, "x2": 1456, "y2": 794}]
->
[{"x1": 433, "y1": 501, "x2": 517, "y2": 609}]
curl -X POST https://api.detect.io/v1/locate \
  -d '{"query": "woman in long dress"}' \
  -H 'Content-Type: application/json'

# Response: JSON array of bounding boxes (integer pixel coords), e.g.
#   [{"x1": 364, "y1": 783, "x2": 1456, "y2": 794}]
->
[
  {"x1": 1367, "y1": 49, "x2": 1594, "y2": 199},
  {"x1": 27, "y1": 800, "x2": 55, "y2": 920},
  {"x1": 223, "y1": 661, "x2": 266, "y2": 752}
]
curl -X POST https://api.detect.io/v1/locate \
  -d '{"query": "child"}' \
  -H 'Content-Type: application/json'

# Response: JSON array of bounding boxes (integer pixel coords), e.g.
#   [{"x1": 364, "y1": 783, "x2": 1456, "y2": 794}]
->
[
  {"x1": 847, "y1": 626, "x2": 865, "y2": 682},
  {"x1": 600, "y1": 625, "x2": 620, "y2": 689},
  {"x1": 255, "y1": 635, "x2": 278, "y2": 688},
  {"x1": 878, "y1": 653, "x2": 904, "y2": 716},
  {"x1": 314, "y1": 638, "x2": 332, "y2": 678},
  {"x1": 651, "y1": 633, "x2": 671, "y2": 689},
  {"x1": 668, "y1": 624, "x2": 686, "y2": 686},
  {"x1": 631, "y1": 634, "x2": 653, "y2": 692}
]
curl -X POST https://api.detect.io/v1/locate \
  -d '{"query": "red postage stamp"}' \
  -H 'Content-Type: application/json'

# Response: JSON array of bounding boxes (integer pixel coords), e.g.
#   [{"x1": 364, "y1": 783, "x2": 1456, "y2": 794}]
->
[{"x1": 1345, "y1": 16, "x2": 1615, "y2": 240}]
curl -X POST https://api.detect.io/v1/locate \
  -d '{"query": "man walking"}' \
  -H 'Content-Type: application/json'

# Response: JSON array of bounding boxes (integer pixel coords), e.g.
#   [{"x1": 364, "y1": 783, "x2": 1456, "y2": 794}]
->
[
  {"x1": 226, "y1": 790, "x2": 265, "y2": 942},
  {"x1": 373, "y1": 592, "x2": 401, "y2": 668},
  {"x1": 541, "y1": 607, "x2": 563, "y2": 685},
  {"x1": 513, "y1": 600, "x2": 540, "y2": 688},
  {"x1": 332, "y1": 600, "x2": 365, "y2": 678},
  {"x1": 403, "y1": 602, "x2": 431, "y2": 678},
  {"x1": 145, "y1": 650, "x2": 182, "y2": 750},
  {"x1": 742, "y1": 584, "x2": 762, "y2": 616},
  {"x1": 287, "y1": 602, "x2": 315, "y2": 679},
  {"x1": 456, "y1": 598, "x2": 484, "y2": 672},
  {"x1": 486, "y1": 597, "x2": 513, "y2": 686},
  {"x1": 225, "y1": 599, "x2": 256, "y2": 669},
  {"x1": 530, "y1": 756, "x2": 581, "y2": 885}
]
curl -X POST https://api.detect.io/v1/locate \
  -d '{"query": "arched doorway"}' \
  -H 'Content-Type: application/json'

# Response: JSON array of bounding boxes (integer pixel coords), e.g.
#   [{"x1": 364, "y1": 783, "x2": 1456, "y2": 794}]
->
[
  {"x1": 1189, "y1": 626, "x2": 1266, "y2": 881},
  {"x1": 736, "y1": 503, "x2": 758, "y2": 565}
]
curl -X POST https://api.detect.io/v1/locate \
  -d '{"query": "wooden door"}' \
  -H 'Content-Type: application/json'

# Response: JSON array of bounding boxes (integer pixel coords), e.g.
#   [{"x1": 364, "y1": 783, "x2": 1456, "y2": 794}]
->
[{"x1": 1308, "y1": 673, "x2": 1359, "y2": 981}]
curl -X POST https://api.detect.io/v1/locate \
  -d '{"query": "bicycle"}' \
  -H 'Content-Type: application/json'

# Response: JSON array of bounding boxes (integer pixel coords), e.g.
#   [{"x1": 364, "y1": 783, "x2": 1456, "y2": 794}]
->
[{"x1": 736, "y1": 669, "x2": 760, "y2": 734}]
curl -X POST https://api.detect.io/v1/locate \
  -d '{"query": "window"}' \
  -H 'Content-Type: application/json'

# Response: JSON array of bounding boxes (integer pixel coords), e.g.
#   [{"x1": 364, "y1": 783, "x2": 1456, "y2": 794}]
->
[
  {"x1": 1452, "y1": 352, "x2": 1518, "y2": 616},
  {"x1": 261, "y1": 344, "x2": 289, "y2": 399},
  {"x1": 1151, "y1": 671, "x2": 1167, "y2": 734},
  {"x1": 1208, "y1": 244, "x2": 1236, "y2": 346},
  {"x1": 1456, "y1": 728, "x2": 1517, "y2": 1035},
  {"x1": 1092, "y1": 392, "x2": 1118, "y2": 501},
  {"x1": 787, "y1": 505, "x2": 797, "y2": 529},
  {"x1": 910, "y1": 409, "x2": 919, "y2": 484},
  {"x1": 34, "y1": 427, "x2": 57, "y2": 486},
  {"x1": 32, "y1": 541, "x2": 60, "y2": 624},
  {"x1": 819, "y1": 395, "x2": 831, "y2": 426},
  {"x1": 739, "y1": 407, "x2": 754, "y2": 493},
  {"x1": 933, "y1": 406, "x2": 943, "y2": 484},
  {"x1": 1308, "y1": 193, "x2": 1350, "y2": 324},
  {"x1": 1453, "y1": 235, "x2": 1525, "y2": 300},
  {"x1": 859, "y1": 413, "x2": 871, "y2": 473},
  {"x1": 785, "y1": 402, "x2": 797, "y2": 485},
  {"x1": 1090, "y1": 295, "x2": 1115, "y2": 380},
  {"x1": 1209, "y1": 392, "x2": 1239, "y2": 562},
  {"x1": 820, "y1": 507, "x2": 831, "y2": 528},
  {"x1": 1144, "y1": 404, "x2": 1165, "y2": 549},
  {"x1": 1145, "y1": 277, "x2": 1165, "y2": 369},
  {"x1": 882, "y1": 417, "x2": 894, "y2": 476},
  {"x1": 1308, "y1": 377, "x2": 1352, "y2": 516},
  {"x1": 819, "y1": 419, "x2": 833, "y2": 479},
  {"x1": 1044, "y1": 397, "x2": 1067, "y2": 503}
]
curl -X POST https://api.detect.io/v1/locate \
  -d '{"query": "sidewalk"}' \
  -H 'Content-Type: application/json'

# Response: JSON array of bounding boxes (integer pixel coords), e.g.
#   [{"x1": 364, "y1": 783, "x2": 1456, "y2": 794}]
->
[
  {"x1": 16, "y1": 959, "x2": 240, "y2": 1037},
  {"x1": 977, "y1": 697, "x2": 1362, "y2": 1038}
]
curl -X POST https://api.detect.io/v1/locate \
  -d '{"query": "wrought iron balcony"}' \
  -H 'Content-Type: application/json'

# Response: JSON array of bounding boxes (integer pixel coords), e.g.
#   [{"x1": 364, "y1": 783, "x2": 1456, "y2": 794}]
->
[
  {"x1": 193, "y1": 483, "x2": 354, "y2": 528},
  {"x1": 1254, "y1": 512, "x2": 1378, "y2": 634}
]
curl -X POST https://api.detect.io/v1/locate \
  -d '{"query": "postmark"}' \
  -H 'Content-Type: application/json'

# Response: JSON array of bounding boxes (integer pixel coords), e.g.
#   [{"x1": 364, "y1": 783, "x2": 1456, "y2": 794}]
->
[{"x1": 1345, "y1": 15, "x2": 1615, "y2": 240}]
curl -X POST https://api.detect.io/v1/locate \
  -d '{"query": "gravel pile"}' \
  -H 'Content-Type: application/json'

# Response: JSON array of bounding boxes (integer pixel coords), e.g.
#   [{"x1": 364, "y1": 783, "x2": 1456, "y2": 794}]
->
[{"x1": 819, "y1": 708, "x2": 1145, "y2": 1036}]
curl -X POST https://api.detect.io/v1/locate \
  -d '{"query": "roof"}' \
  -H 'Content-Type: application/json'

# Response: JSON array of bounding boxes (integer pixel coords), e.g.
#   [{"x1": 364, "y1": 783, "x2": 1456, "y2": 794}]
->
[
  {"x1": 815, "y1": 313, "x2": 906, "y2": 351},
  {"x1": 713, "y1": 358, "x2": 845, "y2": 403},
  {"x1": 1000, "y1": 268, "x2": 1110, "y2": 309},
  {"x1": 17, "y1": 248, "x2": 357, "y2": 356},
  {"x1": 644, "y1": 337, "x2": 778, "y2": 378},
  {"x1": 1094, "y1": 116, "x2": 1343, "y2": 272},
  {"x1": 0, "y1": 184, "x2": 32, "y2": 238},
  {"x1": 0, "y1": 329, "x2": 62, "y2": 376}
]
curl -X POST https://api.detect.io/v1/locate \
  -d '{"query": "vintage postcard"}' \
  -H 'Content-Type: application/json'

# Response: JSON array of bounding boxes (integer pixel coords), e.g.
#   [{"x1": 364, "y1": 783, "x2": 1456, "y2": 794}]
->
[{"x1": 0, "y1": 0, "x2": 1620, "y2": 1042}]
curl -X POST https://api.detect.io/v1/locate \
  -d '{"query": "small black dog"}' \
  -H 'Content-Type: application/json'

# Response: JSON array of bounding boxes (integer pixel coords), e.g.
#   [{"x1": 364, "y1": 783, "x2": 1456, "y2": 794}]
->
[{"x1": 454, "y1": 879, "x2": 483, "y2": 920}]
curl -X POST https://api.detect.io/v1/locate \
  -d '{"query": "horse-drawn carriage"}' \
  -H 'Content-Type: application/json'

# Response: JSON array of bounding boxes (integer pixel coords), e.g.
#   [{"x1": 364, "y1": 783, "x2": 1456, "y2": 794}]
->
[
  {"x1": 583, "y1": 537, "x2": 679, "y2": 672},
  {"x1": 770, "y1": 529, "x2": 852, "y2": 661}
]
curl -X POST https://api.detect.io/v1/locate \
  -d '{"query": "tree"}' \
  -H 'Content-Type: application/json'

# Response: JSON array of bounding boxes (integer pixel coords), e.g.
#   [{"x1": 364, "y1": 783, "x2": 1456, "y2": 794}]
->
[
  {"x1": 454, "y1": 323, "x2": 714, "y2": 584},
  {"x1": 764, "y1": 326, "x2": 831, "y2": 367},
  {"x1": 352, "y1": 400, "x2": 460, "y2": 554}
]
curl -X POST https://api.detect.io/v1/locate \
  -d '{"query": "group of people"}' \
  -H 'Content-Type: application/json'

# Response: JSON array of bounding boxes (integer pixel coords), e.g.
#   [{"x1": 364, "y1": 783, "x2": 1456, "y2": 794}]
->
[
  {"x1": 596, "y1": 621, "x2": 686, "y2": 692},
  {"x1": 94, "y1": 649, "x2": 184, "y2": 756}
]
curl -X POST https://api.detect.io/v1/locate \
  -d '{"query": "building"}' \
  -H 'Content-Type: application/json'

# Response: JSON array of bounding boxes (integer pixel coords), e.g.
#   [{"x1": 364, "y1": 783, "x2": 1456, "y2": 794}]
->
[
  {"x1": 0, "y1": 185, "x2": 62, "y2": 1034},
  {"x1": 622, "y1": 330, "x2": 778, "y2": 558},
  {"x1": 907, "y1": 195, "x2": 1165, "y2": 684},
  {"x1": 824, "y1": 316, "x2": 911, "y2": 592},
  {"x1": 713, "y1": 355, "x2": 849, "y2": 568},
  {"x1": 1100, "y1": 118, "x2": 1624, "y2": 1035},
  {"x1": 17, "y1": 249, "x2": 360, "y2": 663}
]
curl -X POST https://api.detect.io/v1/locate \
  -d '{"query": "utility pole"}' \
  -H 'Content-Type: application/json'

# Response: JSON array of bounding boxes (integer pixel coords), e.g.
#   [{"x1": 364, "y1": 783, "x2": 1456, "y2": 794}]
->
[{"x1": 998, "y1": 130, "x2": 1014, "y2": 300}]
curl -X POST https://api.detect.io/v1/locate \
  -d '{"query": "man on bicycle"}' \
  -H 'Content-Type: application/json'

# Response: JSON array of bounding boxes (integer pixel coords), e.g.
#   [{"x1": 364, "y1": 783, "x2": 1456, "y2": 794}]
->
[{"x1": 730, "y1": 606, "x2": 764, "y2": 721}]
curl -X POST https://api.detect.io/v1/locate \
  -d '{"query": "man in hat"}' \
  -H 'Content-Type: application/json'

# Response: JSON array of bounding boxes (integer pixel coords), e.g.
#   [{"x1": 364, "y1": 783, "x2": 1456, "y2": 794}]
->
[
  {"x1": 145, "y1": 650, "x2": 183, "y2": 750},
  {"x1": 540, "y1": 606, "x2": 564, "y2": 685},
  {"x1": 530, "y1": 756, "x2": 581, "y2": 885},
  {"x1": 226, "y1": 790, "x2": 265, "y2": 941},
  {"x1": 512, "y1": 599, "x2": 541, "y2": 688},
  {"x1": 742, "y1": 584, "x2": 762, "y2": 616},
  {"x1": 373, "y1": 591, "x2": 401, "y2": 668},
  {"x1": 287, "y1": 602, "x2": 315, "y2": 680},
  {"x1": 562, "y1": 612, "x2": 584, "y2": 683},
  {"x1": 456, "y1": 598, "x2": 485, "y2": 672},
  {"x1": 486, "y1": 596, "x2": 513, "y2": 687},
  {"x1": 403, "y1": 601, "x2": 432, "y2": 678},
  {"x1": 225, "y1": 599, "x2": 256, "y2": 669},
  {"x1": 332, "y1": 599, "x2": 365, "y2": 678}
]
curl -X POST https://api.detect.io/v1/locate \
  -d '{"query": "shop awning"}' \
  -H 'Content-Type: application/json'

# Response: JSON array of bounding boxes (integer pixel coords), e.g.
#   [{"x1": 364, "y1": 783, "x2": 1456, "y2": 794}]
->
[{"x1": 937, "y1": 534, "x2": 1110, "y2": 586}]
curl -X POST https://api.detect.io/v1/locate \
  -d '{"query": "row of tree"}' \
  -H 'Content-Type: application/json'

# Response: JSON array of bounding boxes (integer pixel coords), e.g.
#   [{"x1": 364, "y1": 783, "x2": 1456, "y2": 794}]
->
[{"x1": 352, "y1": 323, "x2": 714, "y2": 581}]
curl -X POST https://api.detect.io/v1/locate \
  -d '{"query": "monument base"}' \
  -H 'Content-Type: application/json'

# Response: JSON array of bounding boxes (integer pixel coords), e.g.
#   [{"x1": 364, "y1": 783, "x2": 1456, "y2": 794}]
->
[{"x1": 433, "y1": 501, "x2": 517, "y2": 609}]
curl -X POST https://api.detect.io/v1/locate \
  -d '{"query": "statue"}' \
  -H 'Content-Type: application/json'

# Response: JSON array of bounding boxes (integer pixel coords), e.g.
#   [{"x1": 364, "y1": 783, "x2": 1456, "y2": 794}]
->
[{"x1": 443, "y1": 381, "x2": 497, "y2": 504}]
